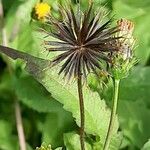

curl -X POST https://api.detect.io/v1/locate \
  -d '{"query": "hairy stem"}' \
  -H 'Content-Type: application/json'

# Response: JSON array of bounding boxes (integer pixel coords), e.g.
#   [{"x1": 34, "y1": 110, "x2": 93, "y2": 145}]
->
[
  {"x1": 77, "y1": 74, "x2": 85, "y2": 150},
  {"x1": 103, "y1": 79, "x2": 120, "y2": 150}
]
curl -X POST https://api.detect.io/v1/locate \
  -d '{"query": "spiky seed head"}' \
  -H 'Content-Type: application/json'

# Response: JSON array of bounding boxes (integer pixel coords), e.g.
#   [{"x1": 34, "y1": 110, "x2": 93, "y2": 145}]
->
[{"x1": 42, "y1": 3, "x2": 121, "y2": 80}]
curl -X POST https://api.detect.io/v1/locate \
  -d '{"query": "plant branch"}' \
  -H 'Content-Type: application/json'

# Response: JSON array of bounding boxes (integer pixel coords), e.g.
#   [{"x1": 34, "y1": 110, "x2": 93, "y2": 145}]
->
[
  {"x1": 0, "y1": 1, "x2": 26, "y2": 150},
  {"x1": 103, "y1": 79, "x2": 120, "y2": 150},
  {"x1": 77, "y1": 73, "x2": 85, "y2": 150}
]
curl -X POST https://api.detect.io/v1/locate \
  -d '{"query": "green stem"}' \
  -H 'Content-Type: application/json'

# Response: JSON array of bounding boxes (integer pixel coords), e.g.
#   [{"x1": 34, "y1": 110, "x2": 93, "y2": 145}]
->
[
  {"x1": 77, "y1": 73, "x2": 85, "y2": 150},
  {"x1": 103, "y1": 79, "x2": 120, "y2": 150}
]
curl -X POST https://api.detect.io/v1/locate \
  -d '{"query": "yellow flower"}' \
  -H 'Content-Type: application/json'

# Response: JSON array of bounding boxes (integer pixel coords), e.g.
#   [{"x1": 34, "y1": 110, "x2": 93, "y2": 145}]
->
[{"x1": 34, "y1": 2, "x2": 50, "y2": 21}]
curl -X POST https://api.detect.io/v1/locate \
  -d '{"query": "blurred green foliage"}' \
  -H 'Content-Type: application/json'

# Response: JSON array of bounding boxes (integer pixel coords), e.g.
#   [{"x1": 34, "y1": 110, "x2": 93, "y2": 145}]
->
[{"x1": 0, "y1": 0, "x2": 150, "y2": 150}]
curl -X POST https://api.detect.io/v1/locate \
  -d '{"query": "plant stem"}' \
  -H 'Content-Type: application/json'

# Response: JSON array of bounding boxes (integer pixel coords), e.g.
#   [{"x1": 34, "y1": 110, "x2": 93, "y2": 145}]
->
[
  {"x1": 77, "y1": 73, "x2": 85, "y2": 150},
  {"x1": 103, "y1": 79, "x2": 120, "y2": 150},
  {"x1": 15, "y1": 100, "x2": 27, "y2": 150},
  {"x1": 0, "y1": 1, "x2": 26, "y2": 150}
]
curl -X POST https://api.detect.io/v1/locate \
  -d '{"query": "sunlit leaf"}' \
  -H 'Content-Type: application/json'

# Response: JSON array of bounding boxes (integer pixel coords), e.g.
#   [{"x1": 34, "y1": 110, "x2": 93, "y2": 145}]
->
[
  {"x1": 142, "y1": 140, "x2": 150, "y2": 150},
  {"x1": 13, "y1": 75, "x2": 63, "y2": 113},
  {"x1": 64, "y1": 132, "x2": 92, "y2": 150}
]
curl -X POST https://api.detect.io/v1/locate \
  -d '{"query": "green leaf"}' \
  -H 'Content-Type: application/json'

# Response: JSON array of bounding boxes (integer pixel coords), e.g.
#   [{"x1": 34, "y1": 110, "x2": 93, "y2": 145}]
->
[
  {"x1": 118, "y1": 67, "x2": 150, "y2": 148},
  {"x1": 55, "y1": 148, "x2": 62, "y2": 150},
  {"x1": 121, "y1": 0, "x2": 150, "y2": 8},
  {"x1": 120, "y1": 67, "x2": 150, "y2": 105},
  {"x1": 64, "y1": 132, "x2": 92, "y2": 150},
  {"x1": 142, "y1": 140, "x2": 150, "y2": 150},
  {"x1": 0, "y1": 46, "x2": 122, "y2": 149},
  {"x1": 5, "y1": 0, "x2": 36, "y2": 39},
  {"x1": 11, "y1": 25, "x2": 35, "y2": 53},
  {"x1": 0, "y1": 70, "x2": 14, "y2": 101},
  {"x1": 40, "y1": 111, "x2": 75, "y2": 148},
  {"x1": 118, "y1": 100, "x2": 150, "y2": 148},
  {"x1": 13, "y1": 75, "x2": 63, "y2": 113},
  {"x1": 0, "y1": 120, "x2": 18, "y2": 150},
  {"x1": 113, "y1": 0, "x2": 145, "y2": 19}
]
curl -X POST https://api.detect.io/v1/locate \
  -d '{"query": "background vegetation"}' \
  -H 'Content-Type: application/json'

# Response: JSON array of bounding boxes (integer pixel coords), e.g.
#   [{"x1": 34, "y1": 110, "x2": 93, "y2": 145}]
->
[{"x1": 0, "y1": 0, "x2": 150, "y2": 150}]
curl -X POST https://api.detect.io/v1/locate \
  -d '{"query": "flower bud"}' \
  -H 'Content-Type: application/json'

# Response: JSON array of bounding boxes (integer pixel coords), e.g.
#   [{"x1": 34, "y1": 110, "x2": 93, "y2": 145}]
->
[
  {"x1": 117, "y1": 19, "x2": 135, "y2": 60},
  {"x1": 110, "y1": 19, "x2": 137, "y2": 80}
]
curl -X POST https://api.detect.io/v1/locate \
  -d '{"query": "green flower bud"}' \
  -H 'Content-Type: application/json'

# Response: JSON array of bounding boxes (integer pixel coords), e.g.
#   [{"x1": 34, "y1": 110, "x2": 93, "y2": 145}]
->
[{"x1": 111, "y1": 19, "x2": 137, "y2": 80}]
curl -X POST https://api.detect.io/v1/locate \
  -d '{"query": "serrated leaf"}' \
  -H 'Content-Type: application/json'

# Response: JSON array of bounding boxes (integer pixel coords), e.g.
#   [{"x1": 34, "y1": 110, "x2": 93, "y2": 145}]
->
[
  {"x1": 0, "y1": 45, "x2": 122, "y2": 149},
  {"x1": 13, "y1": 75, "x2": 63, "y2": 113}
]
